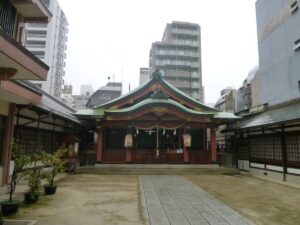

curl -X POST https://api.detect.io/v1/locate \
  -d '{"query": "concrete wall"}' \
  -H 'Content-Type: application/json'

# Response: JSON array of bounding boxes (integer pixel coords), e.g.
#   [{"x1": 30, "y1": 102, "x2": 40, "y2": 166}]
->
[
  {"x1": 251, "y1": 70, "x2": 262, "y2": 107},
  {"x1": 256, "y1": 0, "x2": 300, "y2": 106},
  {"x1": 250, "y1": 166, "x2": 300, "y2": 186}
]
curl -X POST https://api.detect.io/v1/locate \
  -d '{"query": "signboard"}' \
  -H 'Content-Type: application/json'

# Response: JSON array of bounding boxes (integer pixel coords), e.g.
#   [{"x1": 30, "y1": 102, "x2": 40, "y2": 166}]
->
[
  {"x1": 124, "y1": 134, "x2": 133, "y2": 147},
  {"x1": 183, "y1": 134, "x2": 191, "y2": 147}
]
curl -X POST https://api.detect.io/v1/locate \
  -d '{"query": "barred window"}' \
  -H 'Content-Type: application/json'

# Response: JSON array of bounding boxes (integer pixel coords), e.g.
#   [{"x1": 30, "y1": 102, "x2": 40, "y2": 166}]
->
[
  {"x1": 286, "y1": 135, "x2": 300, "y2": 162},
  {"x1": 273, "y1": 137, "x2": 282, "y2": 160},
  {"x1": 237, "y1": 137, "x2": 249, "y2": 160},
  {"x1": 250, "y1": 136, "x2": 282, "y2": 161},
  {"x1": 250, "y1": 137, "x2": 264, "y2": 159}
]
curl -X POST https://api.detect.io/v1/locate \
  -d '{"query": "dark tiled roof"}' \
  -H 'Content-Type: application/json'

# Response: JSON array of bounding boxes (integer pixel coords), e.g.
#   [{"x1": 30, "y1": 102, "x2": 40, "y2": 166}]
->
[
  {"x1": 18, "y1": 81, "x2": 80, "y2": 124},
  {"x1": 227, "y1": 100, "x2": 300, "y2": 131}
]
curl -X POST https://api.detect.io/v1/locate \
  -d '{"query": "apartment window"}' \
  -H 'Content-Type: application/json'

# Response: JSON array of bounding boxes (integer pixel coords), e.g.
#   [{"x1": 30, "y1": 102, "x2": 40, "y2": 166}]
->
[
  {"x1": 0, "y1": 0, "x2": 17, "y2": 36},
  {"x1": 291, "y1": 1, "x2": 298, "y2": 14}
]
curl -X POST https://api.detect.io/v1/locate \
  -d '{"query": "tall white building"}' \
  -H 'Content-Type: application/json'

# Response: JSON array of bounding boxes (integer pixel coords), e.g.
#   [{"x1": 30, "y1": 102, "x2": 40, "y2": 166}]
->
[{"x1": 25, "y1": 0, "x2": 68, "y2": 99}]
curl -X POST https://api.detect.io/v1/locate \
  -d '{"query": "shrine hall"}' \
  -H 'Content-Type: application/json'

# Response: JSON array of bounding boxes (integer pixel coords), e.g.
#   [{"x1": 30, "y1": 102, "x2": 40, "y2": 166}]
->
[{"x1": 76, "y1": 71, "x2": 239, "y2": 164}]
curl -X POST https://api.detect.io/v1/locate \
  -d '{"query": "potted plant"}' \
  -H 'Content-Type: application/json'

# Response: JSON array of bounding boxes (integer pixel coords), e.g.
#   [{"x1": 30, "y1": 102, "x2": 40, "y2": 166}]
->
[
  {"x1": 24, "y1": 154, "x2": 42, "y2": 204},
  {"x1": 41, "y1": 151, "x2": 64, "y2": 195},
  {"x1": 1, "y1": 140, "x2": 30, "y2": 215}
]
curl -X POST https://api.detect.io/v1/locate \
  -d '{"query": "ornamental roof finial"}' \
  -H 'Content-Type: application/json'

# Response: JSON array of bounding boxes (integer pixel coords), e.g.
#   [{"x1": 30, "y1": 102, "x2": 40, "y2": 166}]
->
[{"x1": 151, "y1": 69, "x2": 162, "y2": 80}]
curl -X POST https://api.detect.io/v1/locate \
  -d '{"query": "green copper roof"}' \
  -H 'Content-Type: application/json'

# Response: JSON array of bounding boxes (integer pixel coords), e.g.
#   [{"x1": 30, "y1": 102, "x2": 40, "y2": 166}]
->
[
  {"x1": 75, "y1": 71, "x2": 239, "y2": 121},
  {"x1": 75, "y1": 98, "x2": 240, "y2": 120},
  {"x1": 95, "y1": 71, "x2": 218, "y2": 112},
  {"x1": 160, "y1": 78, "x2": 217, "y2": 112},
  {"x1": 75, "y1": 108, "x2": 105, "y2": 117},
  {"x1": 106, "y1": 98, "x2": 215, "y2": 116}
]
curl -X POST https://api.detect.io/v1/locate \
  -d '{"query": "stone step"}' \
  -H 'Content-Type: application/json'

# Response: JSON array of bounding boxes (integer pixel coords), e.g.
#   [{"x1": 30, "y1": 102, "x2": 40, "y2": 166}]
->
[{"x1": 76, "y1": 166, "x2": 240, "y2": 175}]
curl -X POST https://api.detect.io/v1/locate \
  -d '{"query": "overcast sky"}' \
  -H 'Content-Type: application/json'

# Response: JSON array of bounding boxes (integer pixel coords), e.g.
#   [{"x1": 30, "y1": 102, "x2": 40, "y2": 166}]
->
[{"x1": 59, "y1": 0, "x2": 258, "y2": 104}]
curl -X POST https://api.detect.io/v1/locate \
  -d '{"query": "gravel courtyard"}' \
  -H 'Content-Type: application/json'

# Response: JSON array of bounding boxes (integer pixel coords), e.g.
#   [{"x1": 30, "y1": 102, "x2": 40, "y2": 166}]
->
[
  {"x1": 187, "y1": 175, "x2": 300, "y2": 225},
  {"x1": 17, "y1": 174, "x2": 146, "y2": 225},
  {"x1": 12, "y1": 174, "x2": 300, "y2": 225}
]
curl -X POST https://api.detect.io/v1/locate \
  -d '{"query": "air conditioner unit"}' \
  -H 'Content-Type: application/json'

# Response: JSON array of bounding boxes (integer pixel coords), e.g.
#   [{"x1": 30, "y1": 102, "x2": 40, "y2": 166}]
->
[
  {"x1": 294, "y1": 42, "x2": 300, "y2": 52},
  {"x1": 290, "y1": 1, "x2": 299, "y2": 14}
]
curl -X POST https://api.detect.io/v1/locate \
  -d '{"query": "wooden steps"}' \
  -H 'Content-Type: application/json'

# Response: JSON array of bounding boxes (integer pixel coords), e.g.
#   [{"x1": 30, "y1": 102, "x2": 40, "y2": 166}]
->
[{"x1": 76, "y1": 164, "x2": 240, "y2": 175}]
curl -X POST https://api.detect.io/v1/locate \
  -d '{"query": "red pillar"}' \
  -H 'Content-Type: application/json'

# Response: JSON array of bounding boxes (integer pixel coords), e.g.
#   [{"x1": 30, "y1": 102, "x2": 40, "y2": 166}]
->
[
  {"x1": 184, "y1": 147, "x2": 189, "y2": 163},
  {"x1": 2, "y1": 103, "x2": 16, "y2": 185},
  {"x1": 126, "y1": 148, "x2": 131, "y2": 163},
  {"x1": 210, "y1": 128, "x2": 217, "y2": 163},
  {"x1": 96, "y1": 128, "x2": 103, "y2": 162},
  {"x1": 183, "y1": 130, "x2": 190, "y2": 163}
]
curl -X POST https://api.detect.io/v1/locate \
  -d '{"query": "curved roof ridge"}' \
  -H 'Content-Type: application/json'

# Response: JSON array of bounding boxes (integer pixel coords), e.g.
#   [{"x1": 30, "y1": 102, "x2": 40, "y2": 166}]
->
[
  {"x1": 93, "y1": 71, "x2": 218, "y2": 112},
  {"x1": 159, "y1": 78, "x2": 218, "y2": 112},
  {"x1": 106, "y1": 98, "x2": 214, "y2": 116}
]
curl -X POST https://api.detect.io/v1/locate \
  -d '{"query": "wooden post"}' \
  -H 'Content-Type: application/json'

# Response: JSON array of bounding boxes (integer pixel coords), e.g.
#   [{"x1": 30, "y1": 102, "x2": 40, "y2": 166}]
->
[
  {"x1": 96, "y1": 128, "x2": 103, "y2": 162},
  {"x1": 210, "y1": 128, "x2": 217, "y2": 163},
  {"x1": 281, "y1": 125, "x2": 287, "y2": 181},
  {"x1": 262, "y1": 128, "x2": 266, "y2": 169},
  {"x1": 2, "y1": 103, "x2": 16, "y2": 185},
  {"x1": 184, "y1": 147, "x2": 189, "y2": 163},
  {"x1": 51, "y1": 117, "x2": 56, "y2": 154},
  {"x1": 234, "y1": 132, "x2": 238, "y2": 169},
  {"x1": 126, "y1": 147, "x2": 131, "y2": 163},
  {"x1": 203, "y1": 125, "x2": 207, "y2": 151},
  {"x1": 183, "y1": 129, "x2": 190, "y2": 163},
  {"x1": 36, "y1": 113, "x2": 41, "y2": 152}
]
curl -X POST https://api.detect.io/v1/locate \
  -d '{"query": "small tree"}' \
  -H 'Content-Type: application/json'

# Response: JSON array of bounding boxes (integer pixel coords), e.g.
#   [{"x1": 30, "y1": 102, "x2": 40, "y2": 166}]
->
[
  {"x1": 41, "y1": 150, "x2": 65, "y2": 187},
  {"x1": 8, "y1": 140, "x2": 30, "y2": 202},
  {"x1": 24, "y1": 153, "x2": 43, "y2": 196}
]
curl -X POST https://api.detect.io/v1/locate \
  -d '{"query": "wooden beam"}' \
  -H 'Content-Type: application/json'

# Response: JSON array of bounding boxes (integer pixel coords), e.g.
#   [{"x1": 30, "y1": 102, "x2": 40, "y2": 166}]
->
[{"x1": 210, "y1": 128, "x2": 217, "y2": 163}]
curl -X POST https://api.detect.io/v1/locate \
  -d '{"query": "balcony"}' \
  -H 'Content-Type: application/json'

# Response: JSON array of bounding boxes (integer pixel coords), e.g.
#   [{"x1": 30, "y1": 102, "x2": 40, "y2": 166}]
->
[
  {"x1": 0, "y1": 28, "x2": 49, "y2": 81},
  {"x1": 11, "y1": 0, "x2": 52, "y2": 23}
]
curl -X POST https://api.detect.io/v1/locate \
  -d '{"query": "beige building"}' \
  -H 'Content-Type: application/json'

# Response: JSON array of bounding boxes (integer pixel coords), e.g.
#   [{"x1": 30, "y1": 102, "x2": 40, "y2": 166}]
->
[
  {"x1": 0, "y1": 0, "x2": 51, "y2": 185},
  {"x1": 149, "y1": 21, "x2": 204, "y2": 102}
]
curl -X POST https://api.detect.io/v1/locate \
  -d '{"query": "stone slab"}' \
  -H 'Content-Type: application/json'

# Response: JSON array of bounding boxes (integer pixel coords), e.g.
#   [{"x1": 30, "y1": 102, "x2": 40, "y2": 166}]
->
[{"x1": 140, "y1": 175, "x2": 255, "y2": 225}]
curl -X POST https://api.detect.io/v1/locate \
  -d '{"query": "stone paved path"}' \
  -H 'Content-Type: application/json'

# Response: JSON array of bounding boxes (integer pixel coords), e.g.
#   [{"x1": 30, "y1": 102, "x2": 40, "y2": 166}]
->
[{"x1": 140, "y1": 175, "x2": 255, "y2": 225}]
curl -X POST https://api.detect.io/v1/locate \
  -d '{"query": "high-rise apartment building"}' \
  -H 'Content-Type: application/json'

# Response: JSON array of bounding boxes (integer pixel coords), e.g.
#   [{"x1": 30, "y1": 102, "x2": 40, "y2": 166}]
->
[
  {"x1": 139, "y1": 67, "x2": 150, "y2": 85},
  {"x1": 255, "y1": 0, "x2": 300, "y2": 106},
  {"x1": 25, "y1": 0, "x2": 68, "y2": 99},
  {"x1": 149, "y1": 21, "x2": 204, "y2": 102}
]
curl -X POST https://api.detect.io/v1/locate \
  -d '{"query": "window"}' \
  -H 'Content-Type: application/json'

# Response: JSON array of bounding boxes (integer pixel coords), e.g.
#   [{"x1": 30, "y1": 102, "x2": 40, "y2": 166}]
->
[
  {"x1": 0, "y1": 0, "x2": 17, "y2": 36},
  {"x1": 291, "y1": 1, "x2": 298, "y2": 14}
]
